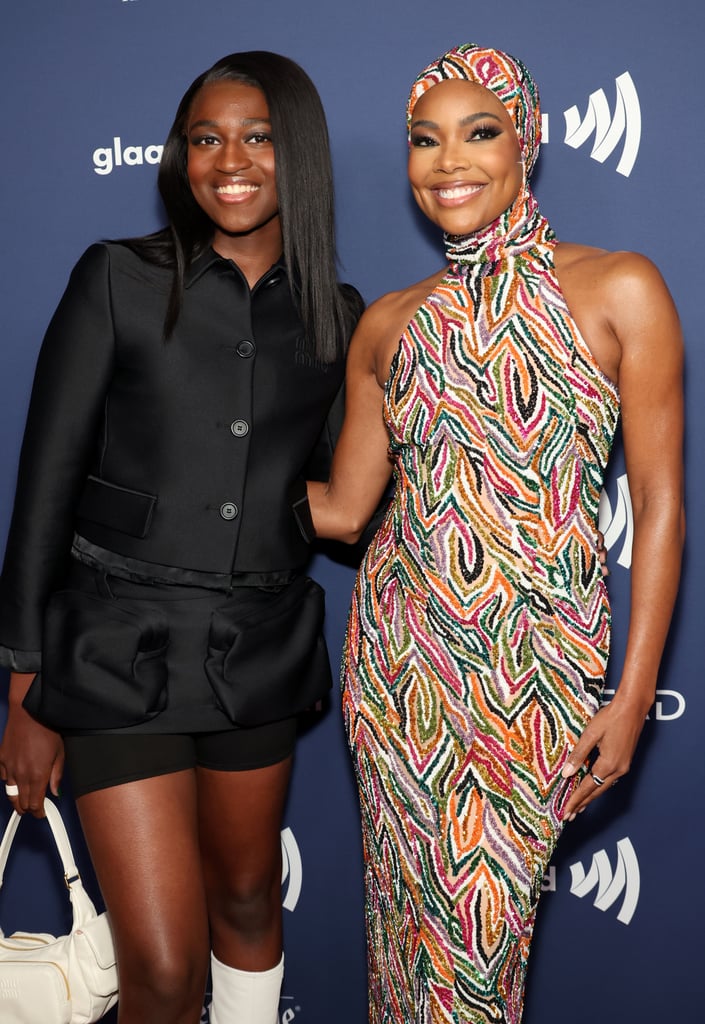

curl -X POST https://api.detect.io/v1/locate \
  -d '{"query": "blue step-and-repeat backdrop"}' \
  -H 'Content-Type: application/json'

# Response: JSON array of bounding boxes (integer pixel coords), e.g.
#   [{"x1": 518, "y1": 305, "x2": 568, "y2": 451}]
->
[{"x1": 1, "y1": 2, "x2": 702, "y2": 1021}]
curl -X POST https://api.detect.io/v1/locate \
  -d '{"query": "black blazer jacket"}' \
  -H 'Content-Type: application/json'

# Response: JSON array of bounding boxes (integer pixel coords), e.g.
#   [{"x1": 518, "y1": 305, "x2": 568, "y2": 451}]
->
[{"x1": 0, "y1": 243, "x2": 355, "y2": 669}]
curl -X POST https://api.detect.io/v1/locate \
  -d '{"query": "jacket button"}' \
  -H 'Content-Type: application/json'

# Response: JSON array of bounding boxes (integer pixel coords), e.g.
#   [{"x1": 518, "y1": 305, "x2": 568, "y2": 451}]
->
[
  {"x1": 220, "y1": 502, "x2": 239, "y2": 520},
  {"x1": 236, "y1": 340, "x2": 255, "y2": 358},
  {"x1": 230, "y1": 419, "x2": 249, "y2": 437}
]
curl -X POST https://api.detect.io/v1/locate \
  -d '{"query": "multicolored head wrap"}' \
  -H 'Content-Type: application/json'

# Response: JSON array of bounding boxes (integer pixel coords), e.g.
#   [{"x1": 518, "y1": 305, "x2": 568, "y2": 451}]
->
[
  {"x1": 406, "y1": 43, "x2": 552, "y2": 267},
  {"x1": 407, "y1": 43, "x2": 542, "y2": 174}
]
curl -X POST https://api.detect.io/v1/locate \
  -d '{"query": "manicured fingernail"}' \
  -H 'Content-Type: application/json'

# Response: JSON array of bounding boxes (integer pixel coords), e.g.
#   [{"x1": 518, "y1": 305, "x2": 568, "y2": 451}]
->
[
  {"x1": 561, "y1": 763, "x2": 575, "y2": 778},
  {"x1": 567, "y1": 813, "x2": 577, "y2": 822}
]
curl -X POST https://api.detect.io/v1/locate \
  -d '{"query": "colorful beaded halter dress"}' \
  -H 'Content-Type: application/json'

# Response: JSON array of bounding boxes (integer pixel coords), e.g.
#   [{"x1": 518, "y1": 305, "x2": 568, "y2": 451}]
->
[{"x1": 341, "y1": 45, "x2": 620, "y2": 1024}]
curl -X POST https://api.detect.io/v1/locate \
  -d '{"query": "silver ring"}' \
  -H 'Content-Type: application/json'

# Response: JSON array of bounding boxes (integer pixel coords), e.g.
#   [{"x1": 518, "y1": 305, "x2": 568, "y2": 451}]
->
[
  {"x1": 5, "y1": 784, "x2": 19, "y2": 797},
  {"x1": 591, "y1": 773, "x2": 605, "y2": 787}
]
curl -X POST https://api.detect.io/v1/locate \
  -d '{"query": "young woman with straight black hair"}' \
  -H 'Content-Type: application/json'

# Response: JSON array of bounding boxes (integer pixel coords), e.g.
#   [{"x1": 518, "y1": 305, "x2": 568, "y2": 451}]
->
[
  {"x1": 0, "y1": 51, "x2": 362, "y2": 1024},
  {"x1": 136, "y1": 49, "x2": 353, "y2": 359}
]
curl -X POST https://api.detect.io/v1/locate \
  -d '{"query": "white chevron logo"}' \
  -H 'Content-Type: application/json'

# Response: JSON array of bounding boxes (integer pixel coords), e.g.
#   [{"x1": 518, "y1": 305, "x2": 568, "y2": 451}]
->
[
  {"x1": 281, "y1": 827, "x2": 303, "y2": 912},
  {"x1": 599, "y1": 473, "x2": 633, "y2": 569},
  {"x1": 570, "y1": 837, "x2": 641, "y2": 925},
  {"x1": 563, "y1": 72, "x2": 642, "y2": 177}
]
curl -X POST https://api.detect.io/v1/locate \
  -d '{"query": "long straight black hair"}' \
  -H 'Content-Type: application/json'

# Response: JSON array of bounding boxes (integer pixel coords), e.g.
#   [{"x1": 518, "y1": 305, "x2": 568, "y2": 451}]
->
[{"x1": 122, "y1": 51, "x2": 360, "y2": 362}]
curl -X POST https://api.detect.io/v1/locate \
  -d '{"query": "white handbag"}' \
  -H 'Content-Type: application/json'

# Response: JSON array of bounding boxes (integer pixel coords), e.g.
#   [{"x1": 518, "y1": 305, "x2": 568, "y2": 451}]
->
[{"x1": 0, "y1": 798, "x2": 118, "y2": 1023}]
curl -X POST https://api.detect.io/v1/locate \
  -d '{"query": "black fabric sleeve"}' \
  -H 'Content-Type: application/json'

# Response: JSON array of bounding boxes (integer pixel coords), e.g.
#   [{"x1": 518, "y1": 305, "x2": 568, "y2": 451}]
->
[
  {"x1": 303, "y1": 381, "x2": 346, "y2": 484},
  {"x1": 305, "y1": 385, "x2": 392, "y2": 569},
  {"x1": 0, "y1": 244, "x2": 116, "y2": 668}
]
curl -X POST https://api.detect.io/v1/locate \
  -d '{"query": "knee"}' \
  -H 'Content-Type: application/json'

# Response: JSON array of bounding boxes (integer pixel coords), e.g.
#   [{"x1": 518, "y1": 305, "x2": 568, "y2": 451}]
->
[
  {"x1": 209, "y1": 871, "x2": 281, "y2": 936},
  {"x1": 118, "y1": 945, "x2": 209, "y2": 1012}
]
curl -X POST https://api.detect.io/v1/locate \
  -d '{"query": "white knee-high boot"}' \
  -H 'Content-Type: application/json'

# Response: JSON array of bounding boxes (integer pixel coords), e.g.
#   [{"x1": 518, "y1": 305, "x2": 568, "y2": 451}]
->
[{"x1": 209, "y1": 952, "x2": 283, "y2": 1024}]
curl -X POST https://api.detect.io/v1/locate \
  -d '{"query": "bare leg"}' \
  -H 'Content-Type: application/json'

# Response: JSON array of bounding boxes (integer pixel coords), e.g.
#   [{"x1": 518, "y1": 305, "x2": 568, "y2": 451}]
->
[
  {"x1": 77, "y1": 770, "x2": 209, "y2": 1024},
  {"x1": 197, "y1": 756, "x2": 291, "y2": 966},
  {"x1": 198, "y1": 757, "x2": 292, "y2": 1022}
]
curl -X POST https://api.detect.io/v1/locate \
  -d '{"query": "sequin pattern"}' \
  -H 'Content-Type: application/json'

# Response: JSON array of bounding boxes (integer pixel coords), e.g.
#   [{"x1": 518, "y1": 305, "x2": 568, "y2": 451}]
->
[{"x1": 342, "y1": 44, "x2": 620, "y2": 1024}]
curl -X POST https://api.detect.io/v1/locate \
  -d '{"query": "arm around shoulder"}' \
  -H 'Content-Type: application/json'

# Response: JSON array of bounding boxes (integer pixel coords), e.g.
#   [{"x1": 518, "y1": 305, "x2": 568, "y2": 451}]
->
[{"x1": 307, "y1": 297, "x2": 398, "y2": 543}]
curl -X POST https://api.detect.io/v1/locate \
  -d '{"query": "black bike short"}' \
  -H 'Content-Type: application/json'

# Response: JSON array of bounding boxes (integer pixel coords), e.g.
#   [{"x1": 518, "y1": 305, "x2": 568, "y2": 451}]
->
[{"x1": 63, "y1": 720, "x2": 296, "y2": 798}]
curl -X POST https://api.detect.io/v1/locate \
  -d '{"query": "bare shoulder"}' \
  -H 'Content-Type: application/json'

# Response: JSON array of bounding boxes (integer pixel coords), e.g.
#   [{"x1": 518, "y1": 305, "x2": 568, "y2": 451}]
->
[
  {"x1": 556, "y1": 242, "x2": 674, "y2": 309},
  {"x1": 362, "y1": 267, "x2": 446, "y2": 331},
  {"x1": 554, "y1": 242, "x2": 681, "y2": 384},
  {"x1": 349, "y1": 267, "x2": 447, "y2": 384}
]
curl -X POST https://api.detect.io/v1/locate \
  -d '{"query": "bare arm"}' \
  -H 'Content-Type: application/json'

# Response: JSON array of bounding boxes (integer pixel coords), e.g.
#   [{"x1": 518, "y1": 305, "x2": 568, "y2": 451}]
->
[
  {"x1": 0, "y1": 672, "x2": 64, "y2": 816},
  {"x1": 563, "y1": 253, "x2": 684, "y2": 816},
  {"x1": 307, "y1": 300, "x2": 396, "y2": 543}
]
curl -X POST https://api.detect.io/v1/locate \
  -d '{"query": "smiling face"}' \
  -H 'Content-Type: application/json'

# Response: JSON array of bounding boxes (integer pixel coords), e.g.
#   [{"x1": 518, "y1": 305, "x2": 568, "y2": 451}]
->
[
  {"x1": 186, "y1": 80, "x2": 281, "y2": 260},
  {"x1": 408, "y1": 79, "x2": 523, "y2": 236}
]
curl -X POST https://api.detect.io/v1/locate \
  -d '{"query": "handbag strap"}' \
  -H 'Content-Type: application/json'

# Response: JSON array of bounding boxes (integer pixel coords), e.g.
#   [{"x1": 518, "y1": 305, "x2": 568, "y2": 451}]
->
[{"x1": 0, "y1": 798, "x2": 99, "y2": 928}]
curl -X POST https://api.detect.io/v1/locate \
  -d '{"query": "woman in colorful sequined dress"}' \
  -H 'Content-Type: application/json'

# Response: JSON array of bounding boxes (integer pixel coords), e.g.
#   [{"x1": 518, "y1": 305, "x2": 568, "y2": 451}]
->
[{"x1": 308, "y1": 44, "x2": 683, "y2": 1023}]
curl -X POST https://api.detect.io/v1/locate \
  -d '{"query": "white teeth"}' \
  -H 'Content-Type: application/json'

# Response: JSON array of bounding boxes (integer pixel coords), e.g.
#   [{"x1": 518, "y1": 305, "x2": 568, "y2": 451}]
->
[
  {"x1": 437, "y1": 185, "x2": 482, "y2": 199},
  {"x1": 216, "y1": 183, "x2": 259, "y2": 194}
]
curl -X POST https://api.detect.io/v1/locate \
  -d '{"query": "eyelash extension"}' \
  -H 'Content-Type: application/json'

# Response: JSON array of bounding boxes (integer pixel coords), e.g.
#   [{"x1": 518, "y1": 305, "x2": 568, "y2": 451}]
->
[
  {"x1": 468, "y1": 124, "x2": 501, "y2": 141},
  {"x1": 410, "y1": 124, "x2": 502, "y2": 148}
]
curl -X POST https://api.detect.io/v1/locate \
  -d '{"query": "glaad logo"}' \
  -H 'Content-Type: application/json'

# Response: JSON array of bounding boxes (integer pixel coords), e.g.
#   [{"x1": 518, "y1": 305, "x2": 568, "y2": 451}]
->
[
  {"x1": 602, "y1": 687, "x2": 686, "y2": 720},
  {"x1": 598, "y1": 473, "x2": 633, "y2": 569},
  {"x1": 563, "y1": 72, "x2": 641, "y2": 177},
  {"x1": 569, "y1": 837, "x2": 640, "y2": 925},
  {"x1": 281, "y1": 827, "x2": 302, "y2": 912},
  {"x1": 280, "y1": 996, "x2": 303, "y2": 1023},
  {"x1": 207, "y1": 994, "x2": 304, "y2": 1022},
  {"x1": 93, "y1": 137, "x2": 163, "y2": 176}
]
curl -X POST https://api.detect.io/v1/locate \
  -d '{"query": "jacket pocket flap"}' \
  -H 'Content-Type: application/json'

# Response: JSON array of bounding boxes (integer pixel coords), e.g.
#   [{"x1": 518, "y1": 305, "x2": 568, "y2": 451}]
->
[{"x1": 77, "y1": 475, "x2": 156, "y2": 538}]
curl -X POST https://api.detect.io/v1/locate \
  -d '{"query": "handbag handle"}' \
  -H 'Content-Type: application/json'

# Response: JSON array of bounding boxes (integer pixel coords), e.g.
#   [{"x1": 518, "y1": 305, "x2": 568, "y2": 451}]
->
[{"x1": 0, "y1": 798, "x2": 99, "y2": 928}]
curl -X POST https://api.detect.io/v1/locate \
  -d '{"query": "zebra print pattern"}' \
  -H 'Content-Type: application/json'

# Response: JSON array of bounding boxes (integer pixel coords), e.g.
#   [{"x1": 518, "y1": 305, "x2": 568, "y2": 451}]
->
[{"x1": 342, "y1": 46, "x2": 620, "y2": 1024}]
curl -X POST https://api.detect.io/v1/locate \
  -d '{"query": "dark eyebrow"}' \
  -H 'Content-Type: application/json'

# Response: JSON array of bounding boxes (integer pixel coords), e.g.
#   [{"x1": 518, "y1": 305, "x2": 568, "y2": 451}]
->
[
  {"x1": 410, "y1": 111, "x2": 502, "y2": 130},
  {"x1": 188, "y1": 117, "x2": 272, "y2": 131},
  {"x1": 460, "y1": 112, "x2": 502, "y2": 126}
]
